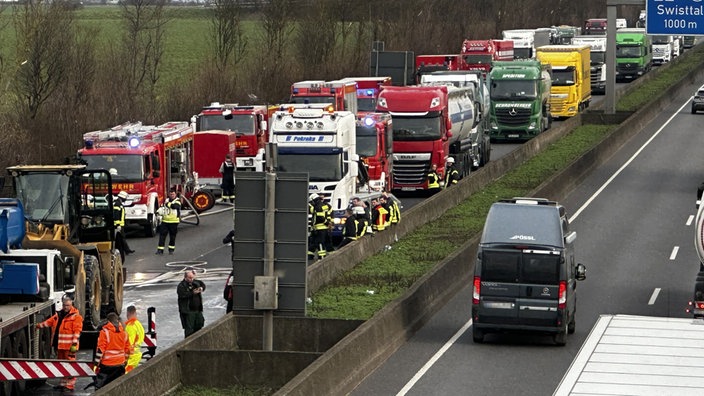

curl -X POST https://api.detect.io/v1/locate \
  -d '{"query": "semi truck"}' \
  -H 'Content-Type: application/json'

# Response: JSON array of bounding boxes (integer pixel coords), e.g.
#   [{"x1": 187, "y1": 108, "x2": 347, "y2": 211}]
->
[
  {"x1": 376, "y1": 84, "x2": 476, "y2": 192},
  {"x1": 551, "y1": 25, "x2": 581, "y2": 45},
  {"x1": 651, "y1": 35, "x2": 680, "y2": 65},
  {"x1": 502, "y1": 29, "x2": 551, "y2": 59},
  {"x1": 536, "y1": 45, "x2": 591, "y2": 118},
  {"x1": 554, "y1": 315, "x2": 704, "y2": 395},
  {"x1": 571, "y1": 35, "x2": 607, "y2": 95},
  {"x1": 583, "y1": 18, "x2": 607, "y2": 35},
  {"x1": 615, "y1": 28, "x2": 652, "y2": 82},
  {"x1": 78, "y1": 121, "x2": 214, "y2": 236},
  {"x1": 190, "y1": 102, "x2": 271, "y2": 172},
  {"x1": 414, "y1": 54, "x2": 464, "y2": 82},
  {"x1": 460, "y1": 39, "x2": 514, "y2": 74},
  {"x1": 488, "y1": 59, "x2": 552, "y2": 141}
]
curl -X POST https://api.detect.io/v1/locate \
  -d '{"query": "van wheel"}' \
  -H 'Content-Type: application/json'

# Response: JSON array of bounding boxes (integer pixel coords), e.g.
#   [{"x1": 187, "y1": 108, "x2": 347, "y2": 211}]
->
[
  {"x1": 472, "y1": 328, "x2": 484, "y2": 343},
  {"x1": 554, "y1": 322, "x2": 568, "y2": 346},
  {"x1": 568, "y1": 315, "x2": 576, "y2": 334}
]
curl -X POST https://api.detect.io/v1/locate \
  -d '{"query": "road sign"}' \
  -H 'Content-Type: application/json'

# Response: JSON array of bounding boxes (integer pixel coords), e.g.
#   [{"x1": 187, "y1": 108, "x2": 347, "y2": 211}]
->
[{"x1": 647, "y1": 0, "x2": 704, "y2": 35}]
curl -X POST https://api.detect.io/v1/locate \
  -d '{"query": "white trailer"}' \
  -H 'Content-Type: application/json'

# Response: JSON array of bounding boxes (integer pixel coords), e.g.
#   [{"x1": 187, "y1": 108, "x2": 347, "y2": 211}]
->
[{"x1": 554, "y1": 314, "x2": 704, "y2": 395}]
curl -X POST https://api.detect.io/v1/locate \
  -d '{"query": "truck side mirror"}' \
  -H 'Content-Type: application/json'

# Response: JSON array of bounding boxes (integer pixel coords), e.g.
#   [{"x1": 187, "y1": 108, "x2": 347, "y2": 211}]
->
[
  {"x1": 575, "y1": 263, "x2": 586, "y2": 281},
  {"x1": 565, "y1": 231, "x2": 577, "y2": 244}
]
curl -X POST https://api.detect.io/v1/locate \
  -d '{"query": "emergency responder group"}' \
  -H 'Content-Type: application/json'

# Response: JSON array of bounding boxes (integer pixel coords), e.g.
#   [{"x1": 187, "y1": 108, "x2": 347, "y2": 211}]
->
[
  {"x1": 308, "y1": 191, "x2": 401, "y2": 259},
  {"x1": 427, "y1": 157, "x2": 461, "y2": 195}
]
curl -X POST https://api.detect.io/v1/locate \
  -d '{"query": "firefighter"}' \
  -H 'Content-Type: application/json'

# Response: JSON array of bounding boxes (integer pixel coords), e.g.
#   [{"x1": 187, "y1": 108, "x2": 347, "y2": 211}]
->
[
  {"x1": 308, "y1": 193, "x2": 331, "y2": 259},
  {"x1": 156, "y1": 189, "x2": 181, "y2": 255},
  {"x1": 337, "y1": 208, "x2": 358, "y2": 249},
  {"x1": 93, "y1": 312, "x2": 130, "y2": 389},
  {"x1": 371, "y1": 197, "x2": 388, "y2": 232},
  {"x1": 114, "y1": 190, "x2": 135, "y2": 256},
  {"x1": 427, "y1": 163, "x2": 441, "y2": 194},
  {"x1": 219, "y1": 154, "x2": 235, "y2": 203},
  {"x1": 319, "y1": 193, "x2": 334, "y2": 253},
  {"x1": 36, "y1": 294, "x2": 83, "y2": 392},
  {"x1": 444, "y1": 157, "x2": 460, "y2": 188},
  {"x1": 353, "y1": 206, "x2": 369, "y2": 239},
  {"x1": 124, "y1": 305, "x2": 145, "y2": 374},
  {"x1": 382, "y1": 191, "x2": 401, "y2": 226}
]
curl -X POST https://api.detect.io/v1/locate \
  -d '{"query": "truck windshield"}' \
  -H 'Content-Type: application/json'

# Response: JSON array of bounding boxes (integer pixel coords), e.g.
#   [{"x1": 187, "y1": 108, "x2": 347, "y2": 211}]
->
[
  {"x1": 616, "y1": 45, "x2": 642, "y2": 57},
  {"x1": 81, "y1": 154, "x2": 145, "y2": 182},
  {"x1": 356, "y1": 126, "x2": 378, "y2": 157},
  {"x1": 463, "y1": 55, "x2": 493, "y2": 65},
  {"x1": 199, "y1": 114, "x2": 255, "y2": 135},
  {"x1": 15, "y1": 173, "x2": 69, "y2": 223},
  {"x1": 651, "y1": 36, "x2": 670, "y2": 44},
  {"x1": 591, "y1": 51, "x2": 606, "y2": 64},
  {"x1": 358, "y1": 98, "x2": 377, "y2": 112},
  {"x1": 552, "y1": 68, "x2": 576, "y2": 86},
  {"x1": 277, "y1": 153, "x2": 342, "y2": 181},
  {"x1": 288, "y1": 96, "x2": 336, "y2": 109},
  {"x1": 481, "y1": 250, "x2": 560, "y2": 284},
  {"x1": 391, "y1": 116, "x2": 442, "y2": 141},
  {"x1": 512, "y1": 48, "x2": 532, "y2": 59},
  {"x1": 490, "y1": 80, "x2": 538, "y2": 100}
]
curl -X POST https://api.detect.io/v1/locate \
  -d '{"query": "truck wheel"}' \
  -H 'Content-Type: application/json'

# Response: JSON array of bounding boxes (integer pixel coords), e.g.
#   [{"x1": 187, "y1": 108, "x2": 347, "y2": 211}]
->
[
  {"x1": 191, "y1": 190, "x2": 215, "y2": 213},
  {"x1": 84, "y1": 255, "x2": 102, "y2": 331},
  {"x1": 472, "y1": 328, "x2": 484, "y2": 343},
  {"x1": 105, "y1": 252, "x2": 124, "y2": 316},
  {"x1": 144, "y1": 213, "x2": 158, "y2": 237}
]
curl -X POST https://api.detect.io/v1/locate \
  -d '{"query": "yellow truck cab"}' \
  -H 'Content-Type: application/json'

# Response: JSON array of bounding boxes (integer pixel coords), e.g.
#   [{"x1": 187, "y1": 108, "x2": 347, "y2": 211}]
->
[{"x1": 536, "y1": 45, "x2": 591, "y2": 118}]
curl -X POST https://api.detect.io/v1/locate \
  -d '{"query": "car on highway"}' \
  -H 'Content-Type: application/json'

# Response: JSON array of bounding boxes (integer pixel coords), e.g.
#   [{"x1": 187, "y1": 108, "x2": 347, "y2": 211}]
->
[{"x1": 692, "y1": 85, "x2": 704, "y2": 114}]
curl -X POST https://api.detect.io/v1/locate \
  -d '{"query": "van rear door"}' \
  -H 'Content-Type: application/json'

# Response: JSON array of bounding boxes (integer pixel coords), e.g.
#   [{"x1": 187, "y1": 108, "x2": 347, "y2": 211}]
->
[
  {"x1": 478, "y1": 249, "x2": 521, "y2": 322},
  {"x1": 517, "y1": 250, "x2": 561, "y2": 326}
]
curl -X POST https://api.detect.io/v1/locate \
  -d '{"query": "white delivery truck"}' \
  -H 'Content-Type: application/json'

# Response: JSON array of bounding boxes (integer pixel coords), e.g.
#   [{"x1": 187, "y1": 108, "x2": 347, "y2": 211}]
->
[{"x1": 553, "y1": 314, "x2": 704, "y2": 395}]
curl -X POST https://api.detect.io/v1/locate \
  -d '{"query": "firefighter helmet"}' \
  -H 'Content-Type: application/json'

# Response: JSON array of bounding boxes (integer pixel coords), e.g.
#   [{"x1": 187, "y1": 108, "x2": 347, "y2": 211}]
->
[
  {"x1": 309, "y1": 193, "x2": 319, "y2": 201},
  {"x1": 118, "y1": 191, "x2": 129, "y2": 200},
  {"x1": 446, "y1": 157, "x2": 455, "y2": 164},
  {"x1": 352, "y1": 206, "x2": 366, "y2": 215}
]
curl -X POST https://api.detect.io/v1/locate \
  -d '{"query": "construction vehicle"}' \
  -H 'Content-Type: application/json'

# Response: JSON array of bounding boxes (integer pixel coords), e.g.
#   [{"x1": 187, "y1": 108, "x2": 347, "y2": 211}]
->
[
  {"x1": 376, "y1": 84, "x2": 476, "y2": 192},
  {"x1": 572, "y1": 35, "x2": 607, "y2": 95},
  {"x1": 289, "y1": 79, "x2": 358, "y2": 115},
  {"x1": 190, "y1": 102, "x2": 272, "y2": 172},
  {"x1": 536, "y1": 45, "x2": 591, "y2": 118},
  {"x1": 349, "y1": 76, "x2": 392, "y2": 115},
  {"x1": 615, "y1": 28, "x2": 652, "y2": 82},
  {"x1": 460, "y1": 39, "x2": 514, "y2": 74},
  {"x1": 502, "y1": 29, "x2": 551, "y2": 59},
  {"x1": 488, "y1": 59, "x2": 552, "y2": 141},
  {"x1": 78, "y1": 121, "x2": 214, "y2": 237},
  {"x1": 269, "y1": 105, "x2": 358, "y2": 238},
  {"x1": 356, "y1": 112, "x2": 393, "y2": 192}
]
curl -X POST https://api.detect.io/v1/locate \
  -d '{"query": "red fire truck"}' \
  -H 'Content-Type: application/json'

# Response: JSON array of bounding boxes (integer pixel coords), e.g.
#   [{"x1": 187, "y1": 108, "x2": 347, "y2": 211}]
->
[
  {"x1": 289, "y1": 79, "x2": 358, "y2": 114},
  {"x1": 191, "y1": 102, "x2": 271, "y2": 172},
  {"x1": 460, "y1": 39, "x2": 514, "y2": 74},
  {"x1": 415, "y1": 54, "x2": 465, "y2": 82},
  {"x1": 349, "y1": 76, "x2": 392, "y2": 115},
  {"x1": 356, "y1": 113, "x2": 393, "y2": 192},
  {"x1": 78, "y1": 121, "x2": 214, "y2": 237},
  {"x1": 193, "y1": 130, "x2": 237, "y2": 193}
]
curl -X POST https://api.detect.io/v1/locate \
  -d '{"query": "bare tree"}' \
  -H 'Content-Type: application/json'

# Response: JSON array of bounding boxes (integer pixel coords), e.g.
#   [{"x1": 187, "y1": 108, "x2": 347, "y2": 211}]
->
[
  {"x1": 252, "y1": 0, "x2": 296, "y2": 103},
  {"x1": 210, "y1": 0, "x2": 248, "y2": 73}
]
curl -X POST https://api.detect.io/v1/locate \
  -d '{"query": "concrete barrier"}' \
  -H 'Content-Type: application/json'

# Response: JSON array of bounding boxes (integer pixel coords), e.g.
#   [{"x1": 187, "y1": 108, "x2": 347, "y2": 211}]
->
[{"x1": 99, "y1": 46, "x2": 704, "y2": 396}]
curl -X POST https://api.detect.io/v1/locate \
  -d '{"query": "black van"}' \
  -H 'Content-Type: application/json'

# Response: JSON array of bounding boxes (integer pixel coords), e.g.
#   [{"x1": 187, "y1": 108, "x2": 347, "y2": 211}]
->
[{"x1": 471, "y1": 198, "x2": 586, "y2": 345}]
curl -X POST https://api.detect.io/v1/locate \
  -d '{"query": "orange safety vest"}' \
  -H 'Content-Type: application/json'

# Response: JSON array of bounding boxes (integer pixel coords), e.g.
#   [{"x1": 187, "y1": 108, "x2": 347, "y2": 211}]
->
[
  {"x1": 37, "y1": 306, "x2": 83, "y2": 350},
  {"x1": 95, "y1": 321, "x2": 131, "y2": 367}
]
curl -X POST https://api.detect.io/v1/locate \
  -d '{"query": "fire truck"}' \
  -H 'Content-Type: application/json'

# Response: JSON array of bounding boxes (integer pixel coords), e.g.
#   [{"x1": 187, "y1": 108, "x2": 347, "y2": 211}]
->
[
  {"x1": 414, "y1": 54, "x2": 464, "y2": 82},
  {"x1": 78, "y1": 121, "x2": 214, "y2": 237},
  {"x1": 460, "y1": 39, "x2": 514, "y2": 74},
  {"x1": 193, "y1": 130, "x2": 237, "y2": 193},
  {"x1": 289, "y1": 79, "x2": 358, "y2": 114},
  {"x1": 349, "y1": 76, "x2": 392, "y2": 115},
  {"x1": 377, "y1": 85, "x2": 476, "y2": 192},
  {"x1": 356, "y1": 113, "x2": 393, "y2": 192},
  {"x1": 269, "y1": 105, "x2": 358, "y2": 238},
  {"x1": 191, "y1": 102, "x2": 271, "y2": 172}
]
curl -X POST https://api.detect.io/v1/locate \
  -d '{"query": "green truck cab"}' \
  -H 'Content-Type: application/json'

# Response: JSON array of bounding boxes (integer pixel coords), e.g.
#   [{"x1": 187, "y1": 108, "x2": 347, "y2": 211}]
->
[
  {"x1": 615, "y1": 28, "x2": 652, "y2": 82},
  {"x1": 536, "y1": 44, "x2": 592, "y2": 118},
  {"x1": 488, "y1": 60, "x2": 552, "y2": 141}
]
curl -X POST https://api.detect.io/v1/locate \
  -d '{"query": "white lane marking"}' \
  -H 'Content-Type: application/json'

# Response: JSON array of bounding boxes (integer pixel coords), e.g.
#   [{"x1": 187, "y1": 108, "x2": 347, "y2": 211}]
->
[
  {"x1": 670, "y1": 246, "x2": 679, "y2": 260},
  {"x1": 687, "y1": 215, "x2": 695, "y2": 226},
  {"x1": 569, "y1": 98, "x2": 691, "y2": 223},
  {"x1": 396, "y1": 319, "x2": 473, "y2": 396},
  {"x1": 648, "y1": 288, "x2": 662, "y2": 305}
]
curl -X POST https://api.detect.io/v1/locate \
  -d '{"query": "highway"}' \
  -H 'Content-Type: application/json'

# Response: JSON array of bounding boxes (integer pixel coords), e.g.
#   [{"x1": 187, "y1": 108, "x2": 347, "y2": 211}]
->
[{"x1": 349, "y1": 79, "x2": 703, "y2": 395}]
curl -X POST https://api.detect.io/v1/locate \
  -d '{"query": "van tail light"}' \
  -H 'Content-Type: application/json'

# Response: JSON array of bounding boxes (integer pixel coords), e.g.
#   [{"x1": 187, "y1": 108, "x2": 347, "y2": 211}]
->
[
  {"x1": 473, "y1": 276, "x2": 481, "y2": 305},
  {"x1": 558, "y1": 281, "x2": 567, "y2": 309}
]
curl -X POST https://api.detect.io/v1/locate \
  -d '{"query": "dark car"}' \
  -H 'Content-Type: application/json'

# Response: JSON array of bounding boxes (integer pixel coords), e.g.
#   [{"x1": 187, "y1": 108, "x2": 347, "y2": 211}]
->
[{"x1": 692, "y1": 86, "x2": 704, "y2": 114}]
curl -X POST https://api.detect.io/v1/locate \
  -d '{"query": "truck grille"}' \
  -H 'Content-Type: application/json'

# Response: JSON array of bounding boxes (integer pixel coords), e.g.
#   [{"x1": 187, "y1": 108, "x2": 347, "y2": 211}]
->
[
  {"x1": 617, "y1": 63, "x2": 638, "y2": 73},
  {"x1": 550, "y1": 99, "x2": 566, "y2": 114},
  {"x1": 392, "y1": 160, "x2": 429, "y2": 186},
  {"x1": 495, "y1": 107, "x2": 531, "y2": 126}
]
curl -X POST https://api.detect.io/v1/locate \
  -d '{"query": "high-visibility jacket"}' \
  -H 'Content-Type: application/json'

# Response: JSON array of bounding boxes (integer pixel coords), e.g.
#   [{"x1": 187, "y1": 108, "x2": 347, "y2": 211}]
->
[
  {"x1": 388, "y1": 199, "x2": 401, "y2": 224},
  {"x1": 161, "y1": 197, "x2": 181, "y2": 224},
  {"x1": 427, "y1": 171, "x2": 440, "y2": 189},
  {"x1": 444, "y1": 165, "x2": 460, "y2": 188},
  {"x1": 95, "y1": 321, "x2": 130, "y2": 367},
  {"x1": 125, "y1": 317, "x2": 145, "y2": 370},
  {"x1": 355, "y1": 215, "x2": 369, "y2": 238},
  {"x1": 311, "y1": 200, "x2": 330, "y2": 231},
  {"x1": 37, "y1": 306, "x2": 83, "y2": 351},
  {"x1": 372, "y1": 204, "x2": 388, "y2": 231},
  {"x1": 114, "y1": 200, "x2": 126, "y2": 227},
  {"x1": 342, "y1": 217, "x2": 358, "y2": 240}
]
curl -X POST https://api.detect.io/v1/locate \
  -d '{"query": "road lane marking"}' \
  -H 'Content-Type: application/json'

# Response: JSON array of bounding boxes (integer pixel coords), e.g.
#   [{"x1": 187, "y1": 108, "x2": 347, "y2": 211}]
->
[
  {"x1": 687, "y1": 215, "x2": 695, "y2": 226},
  {"x1": 396, "y1": 319, "x2": 473, "y2": 396},
  {"x1": 670, "y1": 246, "x2": 679, "y2": 260},
  {"x1": 648, "y1": 288, "x2": 661, "y2": 305},
  {"x1": 569, "y1": 98, "x2": 691, "y2": 223}
]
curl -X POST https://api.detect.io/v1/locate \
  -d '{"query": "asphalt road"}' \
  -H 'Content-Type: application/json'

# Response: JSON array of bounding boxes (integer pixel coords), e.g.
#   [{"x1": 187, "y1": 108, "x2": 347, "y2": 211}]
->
[{"x1": 349, "y1": 78, "x2": 703, "y2": 395}]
